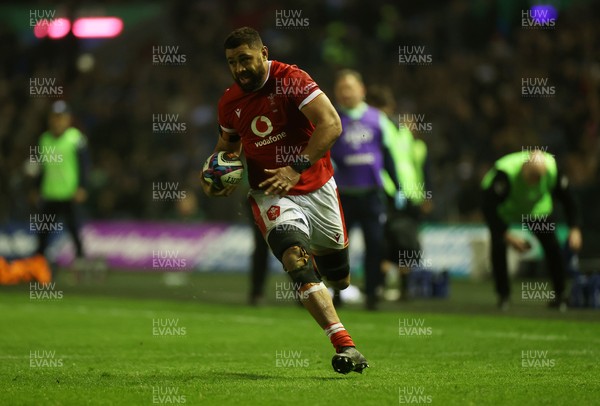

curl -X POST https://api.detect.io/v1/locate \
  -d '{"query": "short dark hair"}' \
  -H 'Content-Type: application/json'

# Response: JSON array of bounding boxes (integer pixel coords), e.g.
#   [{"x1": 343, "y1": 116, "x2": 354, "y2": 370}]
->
[
  {"x1": 366, "y1": 85, "x2": 395, "y2": 111},
  {"x1": 224, "y1": 27, "x2": 263, "y2": 50}
]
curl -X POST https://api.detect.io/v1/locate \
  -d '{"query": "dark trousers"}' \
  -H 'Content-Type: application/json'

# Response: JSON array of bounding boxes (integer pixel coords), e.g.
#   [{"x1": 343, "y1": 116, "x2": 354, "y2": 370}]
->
[
  {"x1": 36, "y1": 200, "x2": 84, "y2": 258},
  {"x1": 247, "y1": 202, "x2": 270, "y2": 298},
  {"x1": 250, "y1": 218, "x2": 270, "y2": 297},
  {"x1": 489, "y1": 219, "x2": 566, "y2": 300},
  {"x1": 340, "y1": 191, "x2": 385, "y2": 299}
]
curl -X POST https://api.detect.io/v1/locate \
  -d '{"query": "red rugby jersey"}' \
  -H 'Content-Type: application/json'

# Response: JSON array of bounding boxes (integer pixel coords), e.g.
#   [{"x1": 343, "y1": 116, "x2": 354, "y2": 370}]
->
[{"x1": 218, "y1": 60, "x2": 334, "y2": 195}]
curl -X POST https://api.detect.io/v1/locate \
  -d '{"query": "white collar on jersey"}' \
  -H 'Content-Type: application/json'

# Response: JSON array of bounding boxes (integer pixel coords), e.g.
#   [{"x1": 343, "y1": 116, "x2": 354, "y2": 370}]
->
[{"x1": 254, "y1": 60, "x2": 272, "y2": 91}]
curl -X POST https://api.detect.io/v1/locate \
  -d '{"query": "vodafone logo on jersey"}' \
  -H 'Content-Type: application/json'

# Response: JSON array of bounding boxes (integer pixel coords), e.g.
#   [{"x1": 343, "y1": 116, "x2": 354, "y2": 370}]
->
[{"x1": 251, "y1": 115, "x2": 273, "y2": 137}]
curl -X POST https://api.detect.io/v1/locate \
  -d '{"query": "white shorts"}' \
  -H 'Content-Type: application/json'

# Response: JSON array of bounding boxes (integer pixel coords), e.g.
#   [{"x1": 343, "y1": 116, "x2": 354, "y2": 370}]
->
[{"x1": 248, "y1": 177, "x2": 348, "y2": 255}]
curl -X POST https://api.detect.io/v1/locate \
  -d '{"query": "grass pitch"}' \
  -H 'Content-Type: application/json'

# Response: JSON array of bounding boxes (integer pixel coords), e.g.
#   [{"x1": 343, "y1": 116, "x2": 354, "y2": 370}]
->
[{"x1": 0, "y1": 271, "x2": 598, "y2": 405}]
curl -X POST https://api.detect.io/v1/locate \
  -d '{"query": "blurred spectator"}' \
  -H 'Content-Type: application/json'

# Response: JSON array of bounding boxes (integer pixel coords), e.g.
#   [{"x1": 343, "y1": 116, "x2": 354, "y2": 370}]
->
[
  {"x1": 33, "y1": 100, "x2": 89, "y2": 262},
  {"x1": 330, "y1": 69, "x2": 400, "y2": 310},
  {"x1": 367, "y1": 84, "x2": 432, "y2": 301},
  {"x1": 481, "y1": 150, "x2": 582, "y2": 311}
]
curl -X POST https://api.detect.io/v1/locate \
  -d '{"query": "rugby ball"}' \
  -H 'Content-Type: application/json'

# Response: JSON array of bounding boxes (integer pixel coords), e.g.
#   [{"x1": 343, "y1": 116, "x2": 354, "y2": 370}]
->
[{"x1": 202, "y1": 151, "x2": 244, "y2": 190}]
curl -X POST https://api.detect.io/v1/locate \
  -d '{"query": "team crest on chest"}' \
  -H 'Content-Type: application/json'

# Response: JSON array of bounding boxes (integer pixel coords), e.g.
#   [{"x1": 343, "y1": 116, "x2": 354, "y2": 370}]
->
[{"x1": 267, "y1": 93, "x2": 278, "y2": 112}]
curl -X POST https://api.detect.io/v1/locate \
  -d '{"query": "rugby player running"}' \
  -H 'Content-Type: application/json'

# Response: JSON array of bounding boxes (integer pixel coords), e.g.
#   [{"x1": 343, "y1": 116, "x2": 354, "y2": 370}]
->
[{"x1": 200, "y1": 27, "x2": 368, "y2": 374}]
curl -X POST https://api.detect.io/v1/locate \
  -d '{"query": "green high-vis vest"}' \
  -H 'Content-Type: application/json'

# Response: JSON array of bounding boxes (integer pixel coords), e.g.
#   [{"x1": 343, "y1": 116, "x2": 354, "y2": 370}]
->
[
  {"x1": 381, "y1": 122, "x2": 427, "y2": 205},
  {"x1": 39, "y1": 127, "x2": 84, "y2": 201},
  {"x1": 481, "y1": 151, "x2": 557, "y2": 223}
]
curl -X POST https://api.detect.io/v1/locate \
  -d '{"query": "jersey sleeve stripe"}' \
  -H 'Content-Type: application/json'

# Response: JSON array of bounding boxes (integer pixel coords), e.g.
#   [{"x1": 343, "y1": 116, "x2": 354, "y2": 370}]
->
[
  {"x1": 220, "y1": 125, "x2": 237, "y2": 133},
  {"x1": 298, "y1": 89, "x2": 323, "y2": 110}
]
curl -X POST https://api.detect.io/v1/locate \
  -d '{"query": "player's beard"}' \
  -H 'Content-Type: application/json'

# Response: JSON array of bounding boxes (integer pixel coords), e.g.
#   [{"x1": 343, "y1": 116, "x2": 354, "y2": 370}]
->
[{"x1": 235, "y1": 64, "x2": 266, "y2": 92}]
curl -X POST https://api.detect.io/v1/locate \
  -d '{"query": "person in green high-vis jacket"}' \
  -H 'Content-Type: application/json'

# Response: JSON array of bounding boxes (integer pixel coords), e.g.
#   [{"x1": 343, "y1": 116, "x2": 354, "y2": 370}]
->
[
  {"x1": 481, "y1": 150, "x2": 582, "y2": 311},
  {"x1": 367, "y1": 85, "x2": 432, "y2": 301},
  {"x1": 35, "y1": 101, "x2": 89, "y2": 261}
]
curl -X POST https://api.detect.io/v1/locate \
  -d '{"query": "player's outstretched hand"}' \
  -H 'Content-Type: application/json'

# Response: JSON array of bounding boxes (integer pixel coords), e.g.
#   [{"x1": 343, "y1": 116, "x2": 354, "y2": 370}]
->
[
  {"x1": 200, "y1": 176, "x2": 236, "y2": 197},
  {"x1": 260, "y1": 166, "x2": 301, "y2": 196}
]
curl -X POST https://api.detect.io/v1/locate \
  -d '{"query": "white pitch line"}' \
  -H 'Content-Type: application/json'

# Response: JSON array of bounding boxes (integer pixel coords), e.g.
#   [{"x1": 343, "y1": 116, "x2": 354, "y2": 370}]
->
[
  {"x1": 470, "y1": 330, "x2": 600, "y2": 344},
  {"x1": 472, "y1": 330, "x2": 567, "y2": 341}
]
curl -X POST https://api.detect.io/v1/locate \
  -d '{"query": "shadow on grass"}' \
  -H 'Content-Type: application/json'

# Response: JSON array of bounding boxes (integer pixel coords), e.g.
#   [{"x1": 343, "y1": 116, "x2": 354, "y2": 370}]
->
[
  {"x1": 209, "y1": 371, "x2": 347, "y2": 381},
  {"x1": 217, "y1": 372, "x2": 277, "y2": 380}
]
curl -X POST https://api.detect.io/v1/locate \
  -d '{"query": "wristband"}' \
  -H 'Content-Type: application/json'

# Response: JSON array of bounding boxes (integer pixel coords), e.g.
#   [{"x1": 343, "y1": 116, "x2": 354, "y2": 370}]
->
[{"x1": 291, "y1": 158, "x2": 312, "y2": 174}]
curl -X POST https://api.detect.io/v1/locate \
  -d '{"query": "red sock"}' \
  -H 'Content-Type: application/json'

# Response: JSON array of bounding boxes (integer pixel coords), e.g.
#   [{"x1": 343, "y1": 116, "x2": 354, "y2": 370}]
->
[{"x1": 324, "y1": 322, "x2": 355, "y2": 353}]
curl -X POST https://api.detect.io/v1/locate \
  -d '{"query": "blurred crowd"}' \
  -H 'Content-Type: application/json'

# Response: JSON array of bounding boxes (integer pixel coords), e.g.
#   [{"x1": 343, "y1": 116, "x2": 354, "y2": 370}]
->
[{"x1": 1, "y1": 0, "x2": 598, "y2": 235}]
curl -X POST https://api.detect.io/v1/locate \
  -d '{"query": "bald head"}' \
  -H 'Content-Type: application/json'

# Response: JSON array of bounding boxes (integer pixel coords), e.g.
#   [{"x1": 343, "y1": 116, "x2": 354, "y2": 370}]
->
[{"x1": 522, "y1": 151, "x2": 547, "y2": 185}]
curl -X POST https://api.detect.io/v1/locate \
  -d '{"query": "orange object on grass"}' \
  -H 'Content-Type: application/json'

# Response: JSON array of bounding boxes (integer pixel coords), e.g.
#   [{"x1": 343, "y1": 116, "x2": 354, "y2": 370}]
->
[{"x1": 0, "y1": 255, "x2": 52, "y2": 285}]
